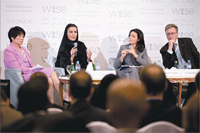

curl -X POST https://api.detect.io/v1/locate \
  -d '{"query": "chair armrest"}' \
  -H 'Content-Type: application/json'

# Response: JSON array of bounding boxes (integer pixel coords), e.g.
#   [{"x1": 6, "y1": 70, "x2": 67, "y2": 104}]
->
[
  {"x1": 4, "y1": 68, "x2": 24, "y2": 84},
  {"x1": 4, "y1": 68, "x2": 24, "y2": 108}
]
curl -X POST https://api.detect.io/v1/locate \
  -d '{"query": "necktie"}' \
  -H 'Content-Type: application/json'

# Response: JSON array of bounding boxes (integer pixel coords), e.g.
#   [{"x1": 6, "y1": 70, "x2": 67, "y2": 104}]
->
[{"x1": 174, "y1": 43, "x2": 186, "y2": 69}]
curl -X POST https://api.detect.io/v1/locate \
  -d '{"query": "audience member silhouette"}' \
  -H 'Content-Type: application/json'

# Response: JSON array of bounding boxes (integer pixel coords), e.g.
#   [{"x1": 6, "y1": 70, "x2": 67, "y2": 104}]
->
[
  {"x1": 182, "y1": 71, "x2": 199, "y2": 132},
  {"x1": 29, "y1": 72, "x2": 64, "y2": 113},
  {"x1": 90, "y1": 74, "x2": 119, "y2": 110},
  {"x1": 67, "y1": 70, "x2": 109, "y2": 126},
  {"x1": 1, "y1": 108, "x2": 88, "y2": 132},
  {"x1": 139, "y1": 64, "x2": 182, "y2": 128},
  {"x1": 0, "y1": 89, "x2": 23, "y2": 127},
  {"x1": 17, "y1": 75, "x2": 49, "y2": 115},
  {"x1": 17, "y1": 72, "x2": 63, "y2": 115},
  {"x1": 194, "y1": 71, "x2": 200, "y2": 93},
  {"x1": 185, "y1": 93, "x2": 199, "y2": 133},
  {"x1": 107, "y1": 79, "x2": 148, "y2": 132}
]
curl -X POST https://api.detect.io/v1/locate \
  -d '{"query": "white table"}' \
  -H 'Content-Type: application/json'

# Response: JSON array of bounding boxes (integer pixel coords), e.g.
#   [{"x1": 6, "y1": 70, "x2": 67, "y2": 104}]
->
[{"x1": 59, "y1": 70, "x2": 116, "y2": 106}]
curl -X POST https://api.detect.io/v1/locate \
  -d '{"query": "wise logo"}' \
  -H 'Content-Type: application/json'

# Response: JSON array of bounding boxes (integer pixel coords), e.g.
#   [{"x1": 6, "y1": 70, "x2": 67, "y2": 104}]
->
[
  {"x1": 76, "y1": 0, "x2": 100, "y2": 4},
  {"x1": 109, "y1": 10, "x2": 132, "y2": 18},
  {"x1": 142, "y1": 0, "x2": 164, "y2": 2},
  {"x1": 42, "y1": 6, "x2": 67, "y2": 13},
  {"x1": 88, "y1": 47, "x2": 100, "y2": 54},
  {"x1": 109, "y1": 35, "x2": 127, "y2": 42},
  {"x1": 146, "y1": 43, "x2": 163, "y2": 50},
  {"x1": 179, "y1": 32, "x2": 194, "y2": 38},
  {"x1": 172, "y1": 8, "x2": 194, "y2": 15},
  {"x1": 42, "y1": 31, "x2": 63, "y2": 38}
]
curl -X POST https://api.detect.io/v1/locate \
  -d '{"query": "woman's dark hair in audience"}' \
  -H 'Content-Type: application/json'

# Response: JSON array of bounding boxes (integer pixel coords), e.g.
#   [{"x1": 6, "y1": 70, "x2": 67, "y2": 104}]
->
[{"x1": 91, "y1": 74, "x2": 119, "y2": 109}]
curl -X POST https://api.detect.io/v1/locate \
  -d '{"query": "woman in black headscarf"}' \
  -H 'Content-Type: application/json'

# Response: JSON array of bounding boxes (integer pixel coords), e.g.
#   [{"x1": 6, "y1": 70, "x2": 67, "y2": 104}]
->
[{"x1": 55, "y1": 23, "x2": 92, "y2": 75}]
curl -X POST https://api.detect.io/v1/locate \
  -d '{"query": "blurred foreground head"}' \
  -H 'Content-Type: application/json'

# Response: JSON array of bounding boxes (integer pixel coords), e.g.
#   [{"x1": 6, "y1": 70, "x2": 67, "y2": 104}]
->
[
  {"x1": 69, "y1": 70, "x2": 92, "y2": 100},
  {"x1": 107, "y1": 79, "x2": 148, "y2": 130},
  {"x1": 140, "y1": 64, "x2": 167, "y2": 95}
]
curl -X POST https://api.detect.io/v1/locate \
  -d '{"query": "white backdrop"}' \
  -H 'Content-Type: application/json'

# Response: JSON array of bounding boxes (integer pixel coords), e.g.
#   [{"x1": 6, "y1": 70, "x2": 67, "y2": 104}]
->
[{"x1": 1, "y1": 0, "x2": 199, "y2": 78}]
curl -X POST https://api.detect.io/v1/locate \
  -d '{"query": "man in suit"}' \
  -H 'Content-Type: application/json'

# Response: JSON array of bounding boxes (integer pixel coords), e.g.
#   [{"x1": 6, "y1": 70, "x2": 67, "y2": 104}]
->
[
  {"x1": 160, "y1": 23, "x2": 199, "y2": 105},
  {"x1": 160, "y1": 23, "x2": 199, "y2": 69},
  {"x1": 67, "y1": 70, "x2": 109, "y2": 126},
  {"x1": 139, "y1": 64, "x2": 182, "y2": 128}
]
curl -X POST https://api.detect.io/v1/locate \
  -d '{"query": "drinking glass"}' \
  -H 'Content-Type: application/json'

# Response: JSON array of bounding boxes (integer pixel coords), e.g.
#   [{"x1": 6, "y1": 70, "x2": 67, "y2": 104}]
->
[{"x1": 66, "y1": 65, "x2": 71, "y2": 76}]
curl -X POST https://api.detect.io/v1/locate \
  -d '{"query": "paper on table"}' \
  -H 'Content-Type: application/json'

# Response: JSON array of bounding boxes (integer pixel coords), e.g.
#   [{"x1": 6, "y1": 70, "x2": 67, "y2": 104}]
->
[
  {"x1": 30, "y1": 64, "x2": 44, "y2": 70},
  {"x1": 119, "y1": 65, "x2": 143, "y2": 70}
]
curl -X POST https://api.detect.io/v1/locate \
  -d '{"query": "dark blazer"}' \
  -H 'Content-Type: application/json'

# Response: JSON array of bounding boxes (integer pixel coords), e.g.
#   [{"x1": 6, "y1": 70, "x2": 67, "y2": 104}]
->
[
  {"x1": 140, "y1": 100, "x2": 182, "y2": 128},
  {"x1": 160, "y1": 38, "x2": 199, "y2": 69},
  {"x1": 68, "y1": 100, "x2": 109, "y2": 126}
]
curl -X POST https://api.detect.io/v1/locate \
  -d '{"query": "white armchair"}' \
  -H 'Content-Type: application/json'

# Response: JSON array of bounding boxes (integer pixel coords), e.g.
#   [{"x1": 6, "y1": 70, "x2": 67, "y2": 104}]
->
[
  {"x1": 4, "y1": 68, "x2": 24, "y2": 109},
  {"x1": 52, "y1": 57, "x2": 65, "y2": 77}
]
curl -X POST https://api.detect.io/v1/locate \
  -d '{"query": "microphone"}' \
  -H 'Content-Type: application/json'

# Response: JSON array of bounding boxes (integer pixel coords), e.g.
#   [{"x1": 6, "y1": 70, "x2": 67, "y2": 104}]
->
[
  {"x1": 74, "y1": 42, "x2": 78, "y2": 56},
  {"x1": 74, "y1": 42, "x2": 78, "y2": 48}
]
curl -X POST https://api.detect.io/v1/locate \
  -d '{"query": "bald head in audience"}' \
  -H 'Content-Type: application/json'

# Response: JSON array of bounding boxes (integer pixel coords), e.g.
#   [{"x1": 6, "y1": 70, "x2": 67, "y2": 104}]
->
[
  {"x1": 107, "y1": 79, "x2": 148, "y2": 131},
  {"x1": 140, "y1": 64, "x2": 167, "y2": 96}
]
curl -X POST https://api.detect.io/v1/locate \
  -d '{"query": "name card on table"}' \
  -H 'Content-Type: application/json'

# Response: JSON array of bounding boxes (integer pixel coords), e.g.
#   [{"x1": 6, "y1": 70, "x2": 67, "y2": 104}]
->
[
  {"x1": 86, "y1": 70, "x2": 116, "y2": 80},
  {"x1": 59, "y1": 70, "x2": 116, "y2": 80},
  {"x1": 164, "y1": 69, "x2": 199, "y2": 78}
]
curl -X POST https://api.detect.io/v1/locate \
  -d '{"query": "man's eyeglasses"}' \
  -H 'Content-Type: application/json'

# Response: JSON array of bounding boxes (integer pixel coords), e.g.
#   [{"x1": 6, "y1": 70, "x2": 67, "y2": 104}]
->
[{"x1": 166, "y1": 32, "x2": 177, "y2": 36}]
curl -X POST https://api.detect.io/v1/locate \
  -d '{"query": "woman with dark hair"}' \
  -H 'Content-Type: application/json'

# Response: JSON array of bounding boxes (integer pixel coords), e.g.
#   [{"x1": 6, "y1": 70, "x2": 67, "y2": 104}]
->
[
  {"x1": 4, "y1": 26, "x2": 68, "y2": 104},
  {"x1": 55, "y1": 23, "x2": 92, "y2": 75},
  {"x1": 114, "y1": 28, "x2": 149, "y2": 80},
  {"x1": 90, "y1": 74, "x2": 119, "y2": 110}
]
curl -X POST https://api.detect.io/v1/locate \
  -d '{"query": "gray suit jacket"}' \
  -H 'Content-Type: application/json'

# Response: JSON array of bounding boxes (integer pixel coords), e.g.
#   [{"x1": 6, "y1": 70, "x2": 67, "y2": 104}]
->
[
  {"x1": 114, "y1": 44, "x2": 149, "y2": 80},
  {"x1": 114, "y1": 44, "x2": 149, "y2": 68}
]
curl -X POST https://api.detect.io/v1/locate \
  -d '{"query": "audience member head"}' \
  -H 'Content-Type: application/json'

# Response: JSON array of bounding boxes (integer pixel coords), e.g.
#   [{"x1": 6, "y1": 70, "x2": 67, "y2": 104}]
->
[
  {"x1": 91, "y1": 74, "x2": 119, "y2": 109},
  {"x1": 195, "y1": 71, "x2": 200, "y2": 91},
  {"x1": 107, "y1": 79, "x2": 148, "y2": 130},
  {"x1": 129, "y1": 28, "x2": 145, "y2": 52},
  {"x1": 69, "y1": 70, "x2": 92, "y2": 101},
  {"x1": 30, "y1": 72, "x2": 49, "y2": 86},
  {"x1": 17, "y1": 72, "x2": 49, "y2": 114},
  {"x1": 8, "y1": 26, "x2": 26, "y2": 42},
  {"x1": 185, "y1": 94, "x2": 199, "y2": 132},
  {"x1": 140, "y1": 64, "x2": 167, "y2": 96}
]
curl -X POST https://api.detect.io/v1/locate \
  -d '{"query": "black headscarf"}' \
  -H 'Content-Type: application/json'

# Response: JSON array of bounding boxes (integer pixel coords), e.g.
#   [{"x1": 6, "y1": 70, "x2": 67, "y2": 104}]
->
[{"x1": 55, "y1": 24, "x2": 88, "y2": 74}]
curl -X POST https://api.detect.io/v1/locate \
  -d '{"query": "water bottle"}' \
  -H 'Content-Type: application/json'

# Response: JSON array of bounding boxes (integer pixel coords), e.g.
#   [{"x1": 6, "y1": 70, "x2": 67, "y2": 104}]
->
[
  {"x1": 92, "y1": 61, "x2": 96, "y2": 71},
  {"x1": 70, "y1": 62, "x2": 75, "y2": 72},
  {"x1": 75, "y1": 61, "x2": 81, "y2": 71},
  {"x1": 186, "y1": 60, "x2": 191, "y2": 69},
  {"x1": 157, "y1": 60, "x2": 162, "y2": 67},
  {"x1": 95, "y1": 61, "x2": 101, "y2": 70}
]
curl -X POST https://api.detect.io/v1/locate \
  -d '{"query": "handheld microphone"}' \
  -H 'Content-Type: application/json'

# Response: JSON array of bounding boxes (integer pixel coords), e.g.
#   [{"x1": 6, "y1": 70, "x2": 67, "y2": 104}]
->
[
  {"x1": 74, "y1": 42, "x2": 78, "y2": 48},
  {"x1": 74, "y1": 42, "x2": 78, "y2": 56}
]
